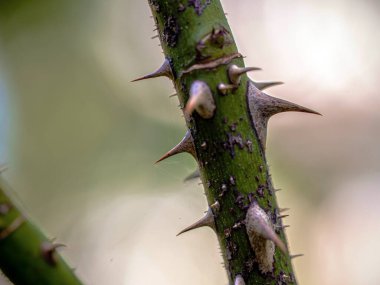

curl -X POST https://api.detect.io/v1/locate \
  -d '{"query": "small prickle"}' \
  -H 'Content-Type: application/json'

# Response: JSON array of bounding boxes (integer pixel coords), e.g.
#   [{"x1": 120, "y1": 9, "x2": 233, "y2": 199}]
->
[
  {"x1": 277, "y1": 214, "x2": 289, "y2": 219},
  {"x1": 234, "y1": 274, "x2": 246, "y2": 285},
  {"x1": 131, "y1": 58, "x2": 173, "y2": 82},
  {"x1": 217, "y1": 83, "x2": 235, "y2": 95},
  {"x1": 41, "y1": 242, "x2": 66, "y2": 266},
  {"x1": 276, "y1": 224, "x2": 290, "y2": 229},
  {"x1": 155, "y1": 130, "x2": 196, "y2": 163},
  {"x1": 228, "y1": 64, "x2": 261, "y2": 85},
  {"x1": 291, "y1": 254, "x2": 304, "y2": 259},
  {"x1": 185, "y1": 80, "x2": 216, "y2": 119}
]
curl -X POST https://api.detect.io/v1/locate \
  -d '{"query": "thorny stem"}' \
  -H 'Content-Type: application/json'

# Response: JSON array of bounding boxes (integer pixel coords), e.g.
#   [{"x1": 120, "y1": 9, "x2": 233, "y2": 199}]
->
[
  {"x1": 147, "y1": 1, "x2": 299, "y2": 284},
  {"x1": 0, "y1": 176, "x2": 83, "y2": 285}
]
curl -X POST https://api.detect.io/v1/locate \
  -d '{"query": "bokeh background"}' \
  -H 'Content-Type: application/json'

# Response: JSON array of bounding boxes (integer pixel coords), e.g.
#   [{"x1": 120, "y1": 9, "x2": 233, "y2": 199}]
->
[{"x1": 0, "y1": 0, "x2": 379, "y2": 284}]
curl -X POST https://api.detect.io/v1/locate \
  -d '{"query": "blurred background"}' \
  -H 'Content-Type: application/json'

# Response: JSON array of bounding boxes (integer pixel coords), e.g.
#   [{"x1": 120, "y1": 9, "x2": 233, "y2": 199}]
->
[{"x1": 0, "y1": 0, "x2": 379, "y2": 284}]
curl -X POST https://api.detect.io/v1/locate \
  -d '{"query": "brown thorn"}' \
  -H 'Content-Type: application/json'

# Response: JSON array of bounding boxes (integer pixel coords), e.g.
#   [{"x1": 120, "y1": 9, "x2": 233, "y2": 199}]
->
[
  {"x1": 277, "y1": 214, "x2": 289, "y2": 219},
  {"x1": 252, "y1": 81, "x2": 284, "y2": 91},
  {"x1": 41, "y1": 242, "x2": 66, "y2": 266},
  {"x1": 247, "y1": 80, "x2": 321, "y2": 147},
  {"x1": 155, "y1": 130, "x2": 195, "y2": 163},
  {"x1": 131, "y1": 58, "x2": 173, "y2": 82},
  {"x1": 176, "y1": 207, "x2": 215, "y2": 236},
  {"x1": 291, "y1": 253, "x2": 304, "y2": 259},
  {"x1": 228, "y1": 64, "x2": 261, "y2": 85},
  {"x1": 217, "y1": 83, "x2": 236, "y2": 95}
]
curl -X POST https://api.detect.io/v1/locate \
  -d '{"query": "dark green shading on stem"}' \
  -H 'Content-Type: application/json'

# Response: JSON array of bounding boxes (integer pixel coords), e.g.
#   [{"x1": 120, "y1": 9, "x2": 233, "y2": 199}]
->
[
  {"x1": 146, "y1": 1, "x2": 297, "y2": 284},
  {"x1": 0, "y1": 177, "x2": 83, "y2": 285}
]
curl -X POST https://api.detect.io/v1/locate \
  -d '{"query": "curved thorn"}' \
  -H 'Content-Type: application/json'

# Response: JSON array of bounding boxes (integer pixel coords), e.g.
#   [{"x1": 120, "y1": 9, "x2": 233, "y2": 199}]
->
[
  {"x1": 291, "y1": 253, "x2": 304, "y2": 259},
  {"x1": 131, "y1": 58, "x2": 173, "y2": 82},
  {"x1": 155, "y1": 130, "x2": 195, "y2": 163},
  {"x1": 252, "y1": 81, "x2": 284, "y2": 91},
  {"x1": 228, "y1": 64, "x2": 261, "y2": 85},
  {"x1": 41, "y1": 242, "x2": 66, "y2": 265},
  {"x1": 185, "y1": 80, "x2": 216, "y2": 119},
  {"x1": 246, "y1": 201, "x2": 287, "y2": 254},
  {"x1": 176, "y1": 207, "x2": 215, "y2": 236}
]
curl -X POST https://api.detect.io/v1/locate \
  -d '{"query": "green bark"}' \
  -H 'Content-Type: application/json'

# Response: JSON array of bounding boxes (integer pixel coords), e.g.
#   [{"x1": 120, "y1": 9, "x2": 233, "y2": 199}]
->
[
  {"x1": 0, "y1": 177, "x2": 82, "y2": 285},
  {"x1": 147, "y1": 1, "x2": 297, "y2": 284}
]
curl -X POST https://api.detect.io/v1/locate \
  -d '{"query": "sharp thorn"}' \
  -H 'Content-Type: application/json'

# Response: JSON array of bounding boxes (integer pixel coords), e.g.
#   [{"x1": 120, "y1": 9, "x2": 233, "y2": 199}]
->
[
  {"x1": 291, "y1": 254, "x2": 304, "y2": 259},
  {"x1": 234, "y1": 275, "x2": 246, "y2": 285},
  {"x1": 228, "y1": 64, "x2": 261, "y2": 85},
  {"x1": 151, "y1": 34, "x2": 159, "y2": 39},
  {"x1": 185, "y1": 80, "x2": 216, "y2": 119},
  {"x1": 131, "y1": 58, "x2": 173, "y2": 82},
  {"x1": 246, "y1": 201, "x2": 287, "y2": 254},
  {"x1": 169, "y1": 93, "x2": 177, "y2": 98},
  {"x1": 247, "y1": 80, "x2": 321, "y2": 147},
  {"x1": 176, "y1": 207, "x2": 215, "y2": 236},
  {"x1": 155, "y1": 130, "x2": 196, "y2": 163},
  {"x1": 252, "y1": 81, "x2": 284, "y2": 91},
  {"x1": 210, "y1": 201, "x2": 220, "y2": 213},
  {"x1": 277, "y1": 214, "x2": 289, "y2": 219},
  {"x1": 184, "y1": 169, "x2": 200, "y2": 182}
]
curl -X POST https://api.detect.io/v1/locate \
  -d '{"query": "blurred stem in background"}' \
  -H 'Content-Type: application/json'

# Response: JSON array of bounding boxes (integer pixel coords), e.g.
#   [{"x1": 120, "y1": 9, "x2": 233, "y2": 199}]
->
[{"x1": 0, "y1": 174, "x2": 82, "y2": 285}]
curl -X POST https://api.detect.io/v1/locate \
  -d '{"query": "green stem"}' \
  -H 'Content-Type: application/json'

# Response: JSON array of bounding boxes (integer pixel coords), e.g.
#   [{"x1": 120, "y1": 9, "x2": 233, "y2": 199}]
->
[
  {"x1": 0, "y1": 177, "x2": 83, "y2": 285},
  {"x1": 147, "y1": 1, "x2": 297, "y2": 284}
]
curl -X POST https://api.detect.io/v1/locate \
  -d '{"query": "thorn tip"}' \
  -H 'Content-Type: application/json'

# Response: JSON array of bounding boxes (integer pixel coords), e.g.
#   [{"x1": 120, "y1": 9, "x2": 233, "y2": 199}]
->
[{"x1": 131, "y1": 58, "x2": 173, "y2": 82}]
